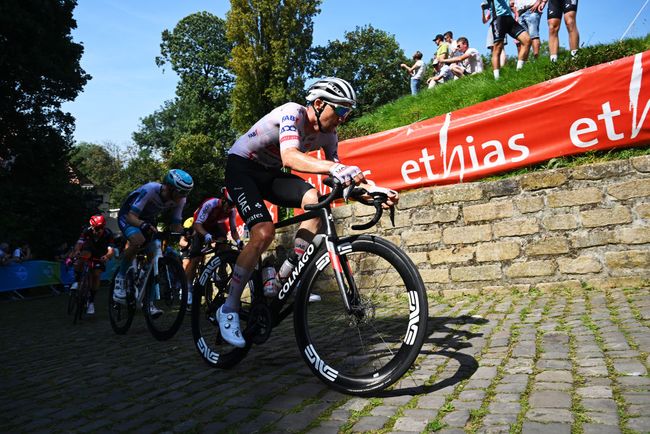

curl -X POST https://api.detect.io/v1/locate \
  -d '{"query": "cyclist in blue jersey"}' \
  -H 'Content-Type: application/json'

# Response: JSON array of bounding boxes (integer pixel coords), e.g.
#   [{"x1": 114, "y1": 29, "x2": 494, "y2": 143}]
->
[{"x1": 113, "y1": 169, "x2": 194, "y2": 310}]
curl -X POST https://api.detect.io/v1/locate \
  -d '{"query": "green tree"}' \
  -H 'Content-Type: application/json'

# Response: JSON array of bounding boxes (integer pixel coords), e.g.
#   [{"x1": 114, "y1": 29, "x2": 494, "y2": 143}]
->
[
  {"x1": 309, "y1": 25, "x2": 409, "y2": 116},
  {"x1": 69, "y1": 141, "x2": 124, "y2": 191},
  {"x1": 131, "y1": 99, "x2": 180, "y2": 153},
  {"x1": 0, "y1": 0, "x2": 91, "y2": 256},
  {"x1": 134, "y1": 12, "x2": 235, "y2": 155},
  {"x1": 227, "y1": 0, "x2": 322, "y2": 132},
  {"x1": 165, "y1": 133, "x2": 228, "y2": 214},
  {"x1": 110, "y1": 147, "x2": 165, "y2": 208}
]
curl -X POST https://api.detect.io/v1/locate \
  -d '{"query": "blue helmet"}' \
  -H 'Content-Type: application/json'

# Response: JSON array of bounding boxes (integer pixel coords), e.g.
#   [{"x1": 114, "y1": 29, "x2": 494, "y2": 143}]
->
[{"x1": 163, "y1": 169, "x2": 194, "y2": 195}]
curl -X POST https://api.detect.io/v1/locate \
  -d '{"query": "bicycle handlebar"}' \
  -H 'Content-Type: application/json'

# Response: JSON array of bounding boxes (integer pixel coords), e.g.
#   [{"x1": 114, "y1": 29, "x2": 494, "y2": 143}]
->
[
  {"x1": 303, "y1": 177, "x2": 396, "y2": 230},
  {"x1": 303, "y1": 177, "x2": 343, "y2": 211},
  {"x1": 199, "y1": 240, "x2": 238, "y2": 256}
]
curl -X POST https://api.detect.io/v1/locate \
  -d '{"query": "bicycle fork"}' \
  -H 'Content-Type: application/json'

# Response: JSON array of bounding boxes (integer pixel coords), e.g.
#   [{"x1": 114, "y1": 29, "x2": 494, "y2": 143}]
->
[{"x1": 320, "y1": 209, "x2": 359, "y2": 315}]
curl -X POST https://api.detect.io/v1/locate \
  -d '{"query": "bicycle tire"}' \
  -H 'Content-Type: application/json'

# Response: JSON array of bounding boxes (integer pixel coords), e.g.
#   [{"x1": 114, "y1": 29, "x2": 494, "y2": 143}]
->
[
  {"x1": 67, "y1": 288, "x2": 76, "y2": 316},
  {"x1": 144, "y1": 255, "x2": 188, "y2": 341},
  {"x1": 73, "y1": 272, "x2": 92, "y2": 324},
  {"x1": 108, "y1": 268, "x2": 136, "y2": 335},
  {"x1": 294, "y1": 234, "x2": 428, "y2": 395},
  {"x1": 191, "y1": 249, "x2": 252, "y2": 368}
]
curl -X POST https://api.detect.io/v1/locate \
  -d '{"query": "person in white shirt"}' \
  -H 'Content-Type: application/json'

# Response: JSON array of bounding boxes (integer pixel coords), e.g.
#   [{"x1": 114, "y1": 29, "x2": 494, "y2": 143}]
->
[
  {"x1": 444, "y1": 31, "x2": 460, "y2": 57},
  {"x1": 400, "y1": 51, "x2": 426, "y2": 95},
  {"x1": 427, "y1": 59, "x2": 454, "y2": 88},
  {"x1": 439, "y1": 37, "x2": 484, "y2": 79}
]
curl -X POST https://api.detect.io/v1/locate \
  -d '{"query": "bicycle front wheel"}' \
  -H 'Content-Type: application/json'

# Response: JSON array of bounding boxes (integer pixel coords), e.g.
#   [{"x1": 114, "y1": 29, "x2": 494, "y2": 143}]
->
[
  {"x1": 144, "y1": 256, "x2": 188, "y2": 341},
  {"x1": 108, "y1": 269, "x2": 136, "y2": 334},
  {"x1": 294, "y1": 235, "x2": 428, "y2": 395},
  {"x1": 73, "y1": 272, "x2": 92, "y2": 325}
]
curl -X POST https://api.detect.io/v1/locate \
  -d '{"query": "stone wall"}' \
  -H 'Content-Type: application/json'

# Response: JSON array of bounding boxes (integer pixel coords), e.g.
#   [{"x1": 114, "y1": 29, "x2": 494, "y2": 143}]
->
[{"x1": 276, "y1": 155, "x2": 650, "y2": 295}]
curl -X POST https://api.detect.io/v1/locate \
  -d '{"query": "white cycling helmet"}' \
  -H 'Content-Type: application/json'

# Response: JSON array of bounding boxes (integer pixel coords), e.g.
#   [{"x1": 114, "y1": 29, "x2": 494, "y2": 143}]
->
[{"x1": 306, "y1": 77, "x2": 357, "y2": 108}]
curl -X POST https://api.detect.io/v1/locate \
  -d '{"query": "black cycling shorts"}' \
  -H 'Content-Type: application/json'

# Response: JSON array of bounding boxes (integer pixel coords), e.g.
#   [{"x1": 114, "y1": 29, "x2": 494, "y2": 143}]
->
[
  {"x1": 491, "y1": 15, "x2": 526, "y2": 43},
  {"x1": 225, "y1": 154, "x2": 314, "y2": 229},
  {"x1": 547, "y1": 0, "x2": 578, "y2": 20}
]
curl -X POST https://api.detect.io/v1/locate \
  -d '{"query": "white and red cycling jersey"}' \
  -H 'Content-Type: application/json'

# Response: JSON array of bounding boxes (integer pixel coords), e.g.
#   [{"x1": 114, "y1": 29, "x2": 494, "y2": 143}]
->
[
  {"x1": 228, "y1": 102, "x2": 340, "y2": 168},
  {"x1": 193, "y1": 198, "x2": 237, "y2": 238}
]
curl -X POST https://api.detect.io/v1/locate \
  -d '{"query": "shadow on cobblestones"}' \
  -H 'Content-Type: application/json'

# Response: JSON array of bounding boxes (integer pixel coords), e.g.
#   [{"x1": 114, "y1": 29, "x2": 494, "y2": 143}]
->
[{"x1": 3, "y1": 287, "x2": 647, "y2": 433}]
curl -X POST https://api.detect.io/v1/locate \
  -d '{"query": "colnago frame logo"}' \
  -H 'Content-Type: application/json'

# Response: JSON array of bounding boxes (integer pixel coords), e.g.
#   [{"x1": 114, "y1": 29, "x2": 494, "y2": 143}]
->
[
  {"x1": 404, "y1": 291, "x2": 420, "y2": 346},
  {"x1": 304, "y1": 344, "x2": 338, "y2": 382},
  {"x1": 197, "y1": 337, "x2": 219, "y2": 364},
  {"x1": 278, "y1": 243, "x2": 315, "y2": 300}
]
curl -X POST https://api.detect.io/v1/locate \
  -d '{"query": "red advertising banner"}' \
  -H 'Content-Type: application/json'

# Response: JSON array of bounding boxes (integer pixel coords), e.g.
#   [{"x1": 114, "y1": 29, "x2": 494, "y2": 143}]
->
[
  {"x1": 322, "y1": 51, "x2": 650, "y2": 192},
  {"x1": 235, "y1": 51, "x2": 650, "y2": 230}
]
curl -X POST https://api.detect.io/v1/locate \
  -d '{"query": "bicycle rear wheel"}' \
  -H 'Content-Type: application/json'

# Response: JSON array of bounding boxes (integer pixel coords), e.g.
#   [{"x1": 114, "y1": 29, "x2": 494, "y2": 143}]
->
[
  {"x1": 108, "y1": 268, "x2": 136, "y2": 334},
  {"x1": 191, "y1": 250, "x2": 252, "y2": 368},
  {"x1": 144, "y1": 256, "x2": 188, "y2": 341},
  {"x1": 294, "y1": 235, "x2": 428, "y2": 395}
]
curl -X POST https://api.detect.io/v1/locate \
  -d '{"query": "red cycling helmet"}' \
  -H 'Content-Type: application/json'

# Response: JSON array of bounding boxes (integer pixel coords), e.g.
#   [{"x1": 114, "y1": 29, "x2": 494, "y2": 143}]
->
[{"x1": 89, "y1": 214, "x2": 106, "y2": 228}]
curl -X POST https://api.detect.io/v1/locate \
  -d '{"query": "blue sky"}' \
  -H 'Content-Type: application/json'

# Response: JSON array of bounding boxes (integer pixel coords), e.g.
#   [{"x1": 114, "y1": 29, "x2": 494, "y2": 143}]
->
[{"x1": 62, "y1": 0, "x2": 650, "y2": 148}]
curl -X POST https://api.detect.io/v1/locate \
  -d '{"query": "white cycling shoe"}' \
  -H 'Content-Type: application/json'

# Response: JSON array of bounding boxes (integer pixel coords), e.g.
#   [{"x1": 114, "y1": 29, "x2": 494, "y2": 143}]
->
[
  {"x1": 216, "y1": 306, "x2": 246, "y2": 348},
  {"x1": 113, "y1": 275, "x2": 127, "y2": 304},
  {"x1": 309, "y1": 293, "x2": 321, "y2": 302},
  {"x1": 149, "y1": 302, "x2": 163, "y2": 319}
]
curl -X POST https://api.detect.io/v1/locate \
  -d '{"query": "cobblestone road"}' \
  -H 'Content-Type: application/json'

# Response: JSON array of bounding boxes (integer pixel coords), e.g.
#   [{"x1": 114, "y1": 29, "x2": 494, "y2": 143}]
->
[{"x1": 1, "y1": 287, "x2": 649, "y2": 433}]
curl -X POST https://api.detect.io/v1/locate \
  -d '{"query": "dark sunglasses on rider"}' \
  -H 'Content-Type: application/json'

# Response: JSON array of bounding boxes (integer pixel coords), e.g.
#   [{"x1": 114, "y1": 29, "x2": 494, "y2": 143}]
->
[{"x1": 325, "y1": 102, "x2": 352, "y2": 119}]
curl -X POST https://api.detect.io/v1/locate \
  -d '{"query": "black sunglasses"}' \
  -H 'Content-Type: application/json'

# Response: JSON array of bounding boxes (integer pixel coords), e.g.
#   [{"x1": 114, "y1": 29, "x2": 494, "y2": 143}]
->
[{"x1": 325, "y1": 102, "x2": 352, "y2": 118}]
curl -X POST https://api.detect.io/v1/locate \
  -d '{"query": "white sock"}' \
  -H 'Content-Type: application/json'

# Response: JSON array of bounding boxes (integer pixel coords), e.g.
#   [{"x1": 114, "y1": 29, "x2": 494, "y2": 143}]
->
[
  {"x1": 550, "y1": 54, "x2": 558, "y2": 62},
  {"x1": 517, "y1": 59, "x2": 525, "y2": 70},
  {"x1": 223, "y1": 264, "x2": 253, "y2": 312},
  {"x1": 493, "y1": 69, "x2": 500, "y2": 80},
  {"x1": 570, "y1": 49, "x2": 578, "y2": 57}
]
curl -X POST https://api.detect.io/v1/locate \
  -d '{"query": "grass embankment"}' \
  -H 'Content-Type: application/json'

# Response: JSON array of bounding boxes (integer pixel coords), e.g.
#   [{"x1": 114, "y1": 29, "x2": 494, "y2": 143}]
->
[{"x1": 339, "y1": 35, "x2": 650, "y2": 176}]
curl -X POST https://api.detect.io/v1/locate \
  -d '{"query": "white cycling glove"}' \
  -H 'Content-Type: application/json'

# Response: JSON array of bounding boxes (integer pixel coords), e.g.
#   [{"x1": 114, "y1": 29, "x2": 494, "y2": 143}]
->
[
  {"x1": 329, "y1": 163, "x2": 362, "y2": 185},
  {"x1": 204, "y1": 233, "x2": 213, "y2": 244}
]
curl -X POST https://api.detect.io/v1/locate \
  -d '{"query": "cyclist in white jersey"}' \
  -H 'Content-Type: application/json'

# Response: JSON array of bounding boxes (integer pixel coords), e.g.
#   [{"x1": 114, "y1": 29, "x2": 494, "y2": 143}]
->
[{"x1": 218, "y1": 77, "x2": 399, "y2": 348}]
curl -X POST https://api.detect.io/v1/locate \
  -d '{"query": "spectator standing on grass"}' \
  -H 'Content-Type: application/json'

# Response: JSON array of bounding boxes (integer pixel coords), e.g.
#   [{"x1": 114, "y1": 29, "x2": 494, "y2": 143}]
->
[
  {"x1": 537, "y1": 0, "x2": 579, "y2": 61},
  {"x1": 439, "y1": 37, "x2": 484, "y2": 78},
  {"x1": 515, "y1": 0, "x2": 543, "y2": 58},
  {"x1": 427, "y1": 58, "x2": 455, "y2": 88},
  {"x1": 483, "y1": 0, "x2": 508, "y2": 68},
  {"x1": 486, "y1": 0, "x2": 532, "y2": 80},
  {"x1": 400, "y1": 51, "x2": 427, "y2": 95}
]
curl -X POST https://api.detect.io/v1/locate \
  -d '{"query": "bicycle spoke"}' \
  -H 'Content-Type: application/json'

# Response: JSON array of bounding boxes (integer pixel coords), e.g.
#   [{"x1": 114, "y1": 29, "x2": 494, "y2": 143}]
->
[
  {"x1": 295, "y1": 235, "x2": 428, "y2": 393},
  {"x1": 144, "y1": 257, "x2": 187, "y2": 341}
]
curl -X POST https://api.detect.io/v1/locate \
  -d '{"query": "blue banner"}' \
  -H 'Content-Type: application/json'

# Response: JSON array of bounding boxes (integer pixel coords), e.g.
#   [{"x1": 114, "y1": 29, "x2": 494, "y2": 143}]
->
[
  {"x1": 0, "y1": 261, "x2": 61, "y2": 292},
  {"x1": 0, "y1": 259, "x2": 119, "y2": 292}
]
